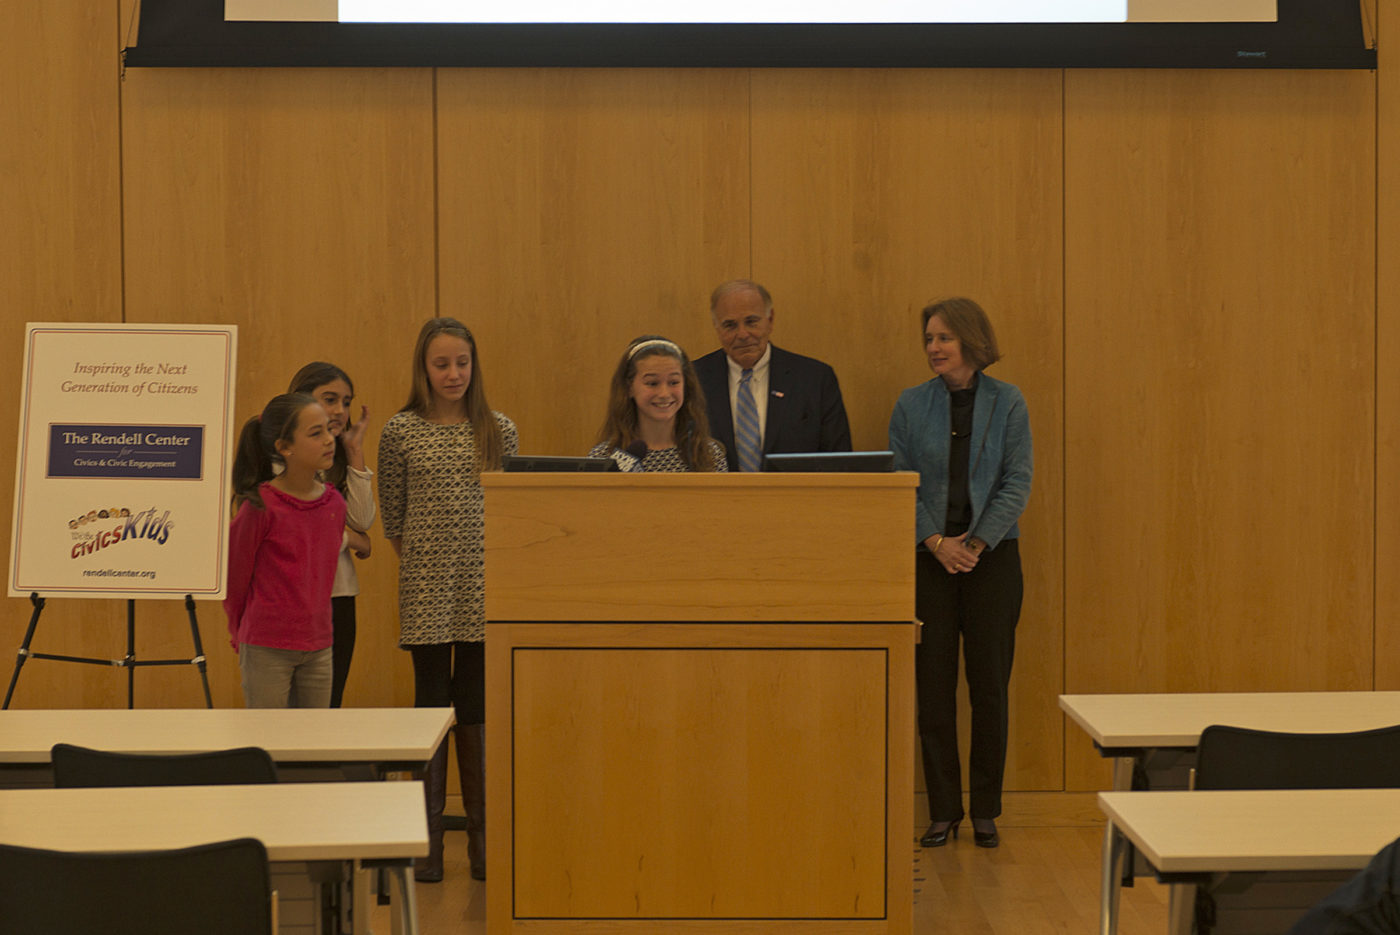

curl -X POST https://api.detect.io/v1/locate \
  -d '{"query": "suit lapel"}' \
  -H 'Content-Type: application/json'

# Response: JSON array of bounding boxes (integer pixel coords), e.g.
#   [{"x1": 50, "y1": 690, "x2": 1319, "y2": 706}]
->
[
  {"x1": 762, "y1": 347, "x2": 789, "y2": 453},
  {"x1": 700, "y1": 358, "x2": 737, "y2": 459}
]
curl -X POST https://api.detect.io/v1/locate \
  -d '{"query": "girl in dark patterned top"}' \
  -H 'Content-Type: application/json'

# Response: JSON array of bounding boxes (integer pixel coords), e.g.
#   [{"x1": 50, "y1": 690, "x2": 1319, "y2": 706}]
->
[
  {"x1": 589, "y1": 335, "x2": 728, "y2": 472},
  {"x1": 377, "y1": 318, "x2": 518, "y2": 885}
]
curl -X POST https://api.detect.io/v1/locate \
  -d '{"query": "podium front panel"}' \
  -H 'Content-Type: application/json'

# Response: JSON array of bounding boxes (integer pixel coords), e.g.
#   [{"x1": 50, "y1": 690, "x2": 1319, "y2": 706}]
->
[
  {"x1": 484, "y1": 473, "x2": 916, "y2": 623},
  {"x1": 513, "y1": 644, "x2": 885, "y2": 917},
  {"x1": 487, "y1": 622, "x2": 914, "y2": 935}
]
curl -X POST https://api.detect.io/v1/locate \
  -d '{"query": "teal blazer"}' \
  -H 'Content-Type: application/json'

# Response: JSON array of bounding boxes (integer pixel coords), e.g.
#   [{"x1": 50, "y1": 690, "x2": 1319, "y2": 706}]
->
[{"x1": 888, "y1": 372, "x2": 1032, "y2": 550}]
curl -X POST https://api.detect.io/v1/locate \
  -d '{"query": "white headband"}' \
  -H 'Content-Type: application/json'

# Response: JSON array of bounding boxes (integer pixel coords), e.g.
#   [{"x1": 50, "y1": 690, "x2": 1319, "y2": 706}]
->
[{"x1": 626, "y1": 339, "x2": 684, "y2": 361}]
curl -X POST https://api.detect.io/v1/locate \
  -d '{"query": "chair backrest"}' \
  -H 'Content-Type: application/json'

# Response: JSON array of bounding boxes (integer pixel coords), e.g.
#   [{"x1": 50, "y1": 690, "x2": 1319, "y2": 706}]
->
[
  {"x1": 0, "y1": 837, "x2": 273, "y2": 935},
  {"x1": 1194, "y1": 723, "x2": 1400, "y2": 791},
  {"x1": 50, "y1": 743, "x2": 278, "y2": 788}
]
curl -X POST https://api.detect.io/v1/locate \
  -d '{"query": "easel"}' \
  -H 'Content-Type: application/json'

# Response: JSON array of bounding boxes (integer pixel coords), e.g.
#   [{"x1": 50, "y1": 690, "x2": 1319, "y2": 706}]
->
[{"x1": 3, "y1": 592, "x2": 213, "y2": 709}]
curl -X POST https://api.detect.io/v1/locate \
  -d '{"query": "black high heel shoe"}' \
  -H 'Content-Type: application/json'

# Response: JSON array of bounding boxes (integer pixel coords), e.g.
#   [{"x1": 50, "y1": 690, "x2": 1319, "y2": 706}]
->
[
  {"x1": 971, "y1": 818, "x2": 999, "y2": 848},
  {"x1": 920, "y1": 820, "x2": 960, "y2": 848}
]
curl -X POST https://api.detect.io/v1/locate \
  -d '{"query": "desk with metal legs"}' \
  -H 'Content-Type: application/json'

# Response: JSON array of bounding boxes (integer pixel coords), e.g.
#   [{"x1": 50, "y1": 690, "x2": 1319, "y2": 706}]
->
[
  {"x1": 0, "y1": 706, "x2": 454, "y2": 775},
  {"x1": 0, "y1": 707, "x2": 454, "y2": 934},
  {"x1": 1099, "y1": 789, "x2": 1400, "y2": 935},
  {"x1": 0, "y1": 781, "x2": 428, "y2": 935},
  {"x1": 1061, "y1": 692, "x2": 1400, "y2": 935}
]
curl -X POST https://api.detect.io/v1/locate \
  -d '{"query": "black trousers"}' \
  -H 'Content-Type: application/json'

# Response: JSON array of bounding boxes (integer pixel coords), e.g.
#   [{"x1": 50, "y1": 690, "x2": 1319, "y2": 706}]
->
[
  {"x1": 915, "y1": 539, "x2": 1022, "y2": 822},
  {"x1": 329, "y1": 595, "x2": 356, "y2": 709},
  {"x1": 409, "y1": 641, "x2": 485, "y2": 726}
]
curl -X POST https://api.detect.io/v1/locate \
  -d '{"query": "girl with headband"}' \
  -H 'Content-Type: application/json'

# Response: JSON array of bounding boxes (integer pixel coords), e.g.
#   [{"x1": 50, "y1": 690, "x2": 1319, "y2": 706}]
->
[{"x1": 591, "y1": 335, "x2": 727, "y2": 472}]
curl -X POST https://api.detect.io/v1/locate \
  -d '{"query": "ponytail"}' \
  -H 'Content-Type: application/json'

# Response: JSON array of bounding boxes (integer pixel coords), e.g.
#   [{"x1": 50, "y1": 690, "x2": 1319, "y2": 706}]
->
[
  {"x1": 231, "y1": 416, "x2": 273, "y2": 510},
  {"x1": 230, "y1": 393, "x2": 318, "y2": 510}
]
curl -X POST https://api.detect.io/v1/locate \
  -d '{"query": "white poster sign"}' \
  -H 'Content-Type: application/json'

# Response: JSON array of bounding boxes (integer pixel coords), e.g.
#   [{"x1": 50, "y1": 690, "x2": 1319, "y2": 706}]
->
[{"x1": 9, "y1": 324, "x2": 239, "y2": 599}]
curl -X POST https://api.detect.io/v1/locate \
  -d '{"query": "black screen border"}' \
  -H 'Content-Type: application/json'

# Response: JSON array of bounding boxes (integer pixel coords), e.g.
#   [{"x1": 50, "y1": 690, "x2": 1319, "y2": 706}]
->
[{"x1": 124, "y1": 0, "x2": 1374, "y2": 69}]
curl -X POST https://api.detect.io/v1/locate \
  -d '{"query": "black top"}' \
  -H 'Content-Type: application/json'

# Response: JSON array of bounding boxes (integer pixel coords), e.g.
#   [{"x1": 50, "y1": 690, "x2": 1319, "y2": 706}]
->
[{"x1": 944, "y1": 381, "x2": 976, "y2": 536}]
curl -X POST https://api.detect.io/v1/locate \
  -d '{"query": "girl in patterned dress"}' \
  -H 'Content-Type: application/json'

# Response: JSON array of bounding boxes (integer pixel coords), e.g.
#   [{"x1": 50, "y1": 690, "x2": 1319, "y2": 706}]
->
[
  {"x1": 589, "y1": 335, "x2": 728, "y2": 472},
  {"x1": 377, "y1": 318, "x2": 518, "y2": 883}
]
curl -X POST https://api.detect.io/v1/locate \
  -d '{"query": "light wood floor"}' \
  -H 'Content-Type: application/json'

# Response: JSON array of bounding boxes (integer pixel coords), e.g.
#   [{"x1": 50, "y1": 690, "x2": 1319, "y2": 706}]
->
[{"x1": 369, "y1": 823, "x2": 1170, "y2": 934}]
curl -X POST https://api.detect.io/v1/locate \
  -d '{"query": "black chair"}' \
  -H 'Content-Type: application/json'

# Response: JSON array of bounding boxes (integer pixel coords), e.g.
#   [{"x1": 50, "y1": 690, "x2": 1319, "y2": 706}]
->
[
  {"x1": 1191, "y1": 723, "x2": 1400, "y2": 935},
  {"x1": 0, "y1": 837, "x2": 274, "y2": 935},
  {"x1": 1194, "y1": 724, "x2": 1400, "y2": 791},
  {"x1": 50, "y1": 743, "x2": 278, "y2": 787},
  {"x1": 48, "y1": 743, "x2": 355, "y2": 929}
]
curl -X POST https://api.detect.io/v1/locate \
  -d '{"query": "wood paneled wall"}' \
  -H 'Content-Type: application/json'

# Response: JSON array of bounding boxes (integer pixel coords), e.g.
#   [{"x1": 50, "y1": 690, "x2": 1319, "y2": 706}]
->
[
  {"x1": 118, "y1": 65, "x2": 437, "y2": 708},
  {"x1": 0, "y1": 0, "x2": 126, "y2": 707},
  {"x1": 1, "y1": 0, "x2": 1392, "y2": 804},
  {"x1": 1377, "y1": 0, "x2": 1400, "y2": 694},
  {"x1": 748, "y1": 69, "x2": 1065, "y2": 791},
  {"x1": 436, "y1": 69, "x2": 751, "y2": 457},
  {"x1": 1063, "y1": 68, "x2": 1377, "y2": 787}
]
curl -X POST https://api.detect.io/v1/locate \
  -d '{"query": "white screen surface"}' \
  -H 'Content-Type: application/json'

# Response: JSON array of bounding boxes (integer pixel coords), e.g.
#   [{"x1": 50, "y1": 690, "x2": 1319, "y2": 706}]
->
[
  {"x1": 227, "y1": 0, "x2": 1276, "y2": 25},
  {"x1": 340, "y1": 0, "x2": 1127, "y2": 24}
]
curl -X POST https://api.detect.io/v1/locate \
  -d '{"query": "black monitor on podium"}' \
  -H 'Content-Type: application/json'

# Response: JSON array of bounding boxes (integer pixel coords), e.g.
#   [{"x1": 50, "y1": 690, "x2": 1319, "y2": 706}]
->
[
  {"x1": 502, "y1": 455, "x2": 618, "y2": 473},
  {"x1": 762, "y1": 450, "x2": 894, "y2": 472}
]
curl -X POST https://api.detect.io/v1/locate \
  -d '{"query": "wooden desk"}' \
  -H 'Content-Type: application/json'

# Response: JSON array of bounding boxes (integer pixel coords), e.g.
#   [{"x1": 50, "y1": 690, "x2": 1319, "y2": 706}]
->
[
  {"x1": 0, "y1": 706, "x2": 454, "y2": 769},
  {"x1": 1062, "y1": 692, "x2": 1400, "y2": 935},
  {"x1": 1099, "y1": 789, "x2": 1400, "y2": 934},
  {"x1": 0, "y1": 781, "x2": 428, "y2": 935},
  {"x1": 0, "y1": 708, "x2": 452, "y2": 935},
  {"x1": 1060, "y1": 692, "x2": 1400, "y2": 753}
]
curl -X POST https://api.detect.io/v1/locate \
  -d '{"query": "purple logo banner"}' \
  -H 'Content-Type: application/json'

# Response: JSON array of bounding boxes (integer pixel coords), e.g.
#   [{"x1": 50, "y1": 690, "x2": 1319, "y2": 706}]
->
[{"x1": 48, "y1": 424, "x2": 204, "y2": 480}]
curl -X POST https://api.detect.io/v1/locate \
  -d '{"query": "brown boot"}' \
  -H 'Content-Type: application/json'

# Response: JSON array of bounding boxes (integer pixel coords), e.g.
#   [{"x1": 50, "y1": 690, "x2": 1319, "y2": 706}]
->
[
  {"x1": 454, "y1": 723, "x2": 486, "y2": 881},
  {"x1": 415, "y1": 739, "x2": 448, "y2": 883}
]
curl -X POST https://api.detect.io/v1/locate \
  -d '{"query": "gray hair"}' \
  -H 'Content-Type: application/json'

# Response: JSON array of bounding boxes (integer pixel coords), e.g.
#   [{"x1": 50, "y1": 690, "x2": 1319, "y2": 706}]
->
[{"x1": 709, "y1": 279, "x2": 774, "y2": 319}]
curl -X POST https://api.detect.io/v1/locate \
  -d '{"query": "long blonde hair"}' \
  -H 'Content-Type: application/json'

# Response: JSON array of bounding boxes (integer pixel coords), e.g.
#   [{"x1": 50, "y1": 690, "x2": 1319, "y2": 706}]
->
[{"x1": 401, "y1": 317, "x2": 504, "y2": 470}]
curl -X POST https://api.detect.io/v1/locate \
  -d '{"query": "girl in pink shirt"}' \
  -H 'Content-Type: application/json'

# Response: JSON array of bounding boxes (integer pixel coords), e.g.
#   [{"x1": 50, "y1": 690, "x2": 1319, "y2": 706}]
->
[{"x1": 224, "y1": 393, "x2": 346, "y2": 708}]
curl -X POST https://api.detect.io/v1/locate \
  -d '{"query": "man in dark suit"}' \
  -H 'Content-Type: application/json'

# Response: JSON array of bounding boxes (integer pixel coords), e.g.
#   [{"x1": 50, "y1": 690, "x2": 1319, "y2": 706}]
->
[{"x1": 694, "y1": 279, "x2": 852, "y2": 471}]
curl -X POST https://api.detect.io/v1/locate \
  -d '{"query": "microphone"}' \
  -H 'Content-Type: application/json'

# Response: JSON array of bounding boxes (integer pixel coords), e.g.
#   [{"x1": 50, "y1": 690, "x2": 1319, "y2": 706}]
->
[{"x1": 609, "y1": 440, "x2": 648, "y2": 473}]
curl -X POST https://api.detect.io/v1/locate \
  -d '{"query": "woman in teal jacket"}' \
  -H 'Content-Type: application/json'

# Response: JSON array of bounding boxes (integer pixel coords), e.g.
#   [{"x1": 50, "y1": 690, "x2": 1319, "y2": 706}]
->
[{"x1": 888, "y1": 297, "x2": 1032, "y2": 850}]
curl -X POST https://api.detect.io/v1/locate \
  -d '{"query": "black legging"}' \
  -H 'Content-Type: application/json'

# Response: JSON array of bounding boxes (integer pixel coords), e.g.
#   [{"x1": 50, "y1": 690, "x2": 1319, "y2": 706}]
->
[
  {"x1": 408, "y1": 641, "x2": 484, "y2": 725},
  {"x1": 914, "y1": 539, "x2": 1022, "y2": 822},
  {"x1": 329, "y1": 596, "x2": 356, "y2": 708}
]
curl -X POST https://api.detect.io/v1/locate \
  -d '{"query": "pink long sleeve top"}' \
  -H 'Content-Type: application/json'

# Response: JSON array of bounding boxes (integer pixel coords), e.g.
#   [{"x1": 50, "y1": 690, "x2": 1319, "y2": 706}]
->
[{"x1": 224, "y1": 482, "x2": 346, "y2": 651}]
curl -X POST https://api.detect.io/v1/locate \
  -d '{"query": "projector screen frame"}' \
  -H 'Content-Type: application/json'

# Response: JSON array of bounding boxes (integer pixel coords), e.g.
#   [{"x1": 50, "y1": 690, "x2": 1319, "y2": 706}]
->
[{"x1": 122, "y1": 0, "x2": 1375, "y2": 69}]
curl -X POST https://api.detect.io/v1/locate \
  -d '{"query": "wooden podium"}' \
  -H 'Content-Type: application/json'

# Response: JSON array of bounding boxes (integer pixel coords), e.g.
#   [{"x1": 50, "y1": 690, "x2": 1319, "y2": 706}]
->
[{"x1": 484, "y1": 472, "x2": 917, "y2": 935}]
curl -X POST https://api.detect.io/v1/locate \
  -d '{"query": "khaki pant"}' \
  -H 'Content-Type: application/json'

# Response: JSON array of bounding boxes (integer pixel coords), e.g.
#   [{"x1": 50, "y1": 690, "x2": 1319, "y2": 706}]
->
[{"x1": 238, "y1": 644, "x2": 333, "y2": 708}]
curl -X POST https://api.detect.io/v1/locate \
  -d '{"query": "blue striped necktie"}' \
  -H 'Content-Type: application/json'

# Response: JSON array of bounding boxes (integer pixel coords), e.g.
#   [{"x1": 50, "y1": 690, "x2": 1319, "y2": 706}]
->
[{"x1": 736, "y1": 368, "x2": 761, "y2": 472}]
